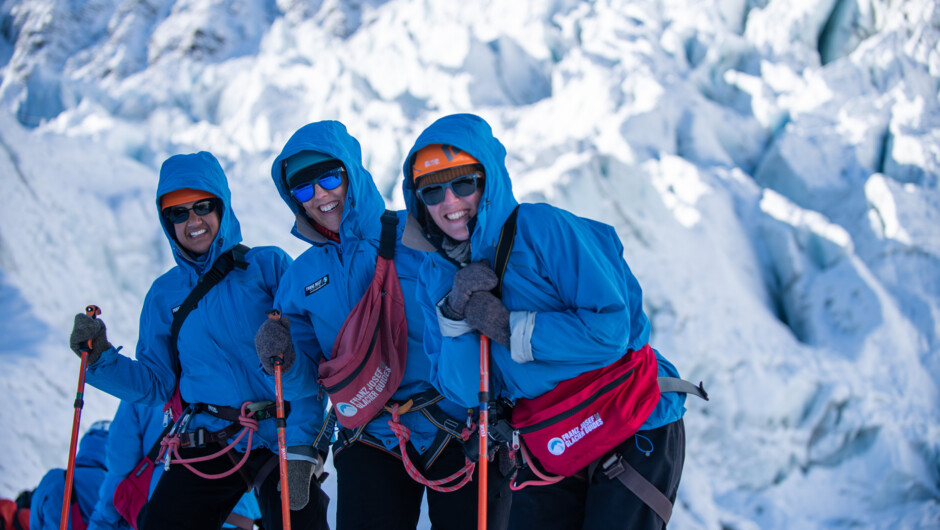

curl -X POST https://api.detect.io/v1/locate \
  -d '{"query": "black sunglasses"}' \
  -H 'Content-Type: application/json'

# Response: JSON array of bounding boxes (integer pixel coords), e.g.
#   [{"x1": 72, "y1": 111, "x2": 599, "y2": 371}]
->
[
  {"x1": 416, "y1": 174, "x2": 482, "y2": 206},
  {"x1": 162, "y1": 198, "x2": 220, "y2": 224}
]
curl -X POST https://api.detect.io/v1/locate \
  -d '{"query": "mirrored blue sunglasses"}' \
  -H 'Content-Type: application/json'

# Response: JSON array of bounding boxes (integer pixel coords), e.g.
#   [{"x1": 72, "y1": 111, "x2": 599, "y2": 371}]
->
[{"x1": 290, "y1": 167, "x2": 344, "y2": 203}]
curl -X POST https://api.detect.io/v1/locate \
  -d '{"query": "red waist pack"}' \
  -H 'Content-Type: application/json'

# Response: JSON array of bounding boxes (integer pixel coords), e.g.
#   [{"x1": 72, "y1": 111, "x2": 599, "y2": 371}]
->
[
  {"x1": 512, "y1": 344, "x2": 661, "y2": 477},
  {"x1": 318, "y1": 211, "x2": 408, "y2": 429},
  {"x1": 112, "y1": 457, "x2": 155, "y2": 529}
]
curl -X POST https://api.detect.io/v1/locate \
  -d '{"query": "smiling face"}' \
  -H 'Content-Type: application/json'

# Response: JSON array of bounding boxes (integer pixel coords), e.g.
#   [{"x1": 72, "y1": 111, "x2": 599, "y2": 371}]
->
[
  {"x1": 171, "y1": 199, "x2": 220, "y2": 255},
  {"x1": 426, "y1": 185, "x2": 482, "y2": 241},
  {"x1": 300, "y1": 176, "x2": 347, "y2": 233}
]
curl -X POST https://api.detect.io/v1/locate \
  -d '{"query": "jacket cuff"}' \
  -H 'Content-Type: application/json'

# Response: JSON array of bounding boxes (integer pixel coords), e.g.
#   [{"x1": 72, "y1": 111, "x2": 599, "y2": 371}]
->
[
  {"x1": 509, "y1": 311, "x2": 536, "y2": 363},
  {"x1": 436, "y1": 299, "x2": 473, "y2": 338},
  {"x1": 86, "y1": 345, "x2": 122, "y2": 370},
  {"x1": 286, "y1": 445, "x2": 325, "y2": 477}
]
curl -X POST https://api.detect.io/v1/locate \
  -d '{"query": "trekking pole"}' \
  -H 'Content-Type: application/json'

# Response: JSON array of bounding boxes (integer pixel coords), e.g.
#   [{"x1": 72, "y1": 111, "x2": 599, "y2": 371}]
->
[
  {"x1": 266, "y1": 310, "x2": 292, "y2": 530},
  {"x1": 478, "y1": 334, "x2": 490, "y2": 530},
  {"x1": 60, "y1": 304, "x2": 100, "y2": 530}
]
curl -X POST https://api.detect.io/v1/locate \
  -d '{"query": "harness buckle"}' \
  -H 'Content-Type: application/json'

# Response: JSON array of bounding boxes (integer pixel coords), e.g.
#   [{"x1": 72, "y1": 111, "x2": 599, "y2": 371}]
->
[
  {"x1": 600, "y1": 453, "x2": 625, "y2": 479},
  {"x1": 195, "y1": 427, "x2": 207, "y2": 448},
  {"x1": 247, "y1": 400, "x2": 274, "y2": 415}
]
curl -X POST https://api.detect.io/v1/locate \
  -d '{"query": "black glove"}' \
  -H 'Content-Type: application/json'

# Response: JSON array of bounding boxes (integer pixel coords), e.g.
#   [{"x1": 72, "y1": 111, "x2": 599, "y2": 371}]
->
[
  {"x1": 255, "y1": 316, "x2": 295, "y2": 375},
  {"x1": 464, "y1": 292, "x2": 510, "y2": 347},
  {"x1": 446, "y1": 261, "x2": 498, "y2": 320},
  {"x1": 280, "y1": 449, "x2": 324, "y2": 511},
  {"x1": 69, "y1": 313, "x2": 113, "y2": 364}
]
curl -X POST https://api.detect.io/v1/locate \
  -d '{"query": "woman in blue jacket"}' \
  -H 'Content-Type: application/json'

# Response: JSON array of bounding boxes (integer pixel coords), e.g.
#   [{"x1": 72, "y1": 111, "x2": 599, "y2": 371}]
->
[
  {"x1": 31, "y1": 421, "x2": 110, "y2": 530},
  {"x1": 402, "y1": 114, "x2": 690, "y2": 530},
  {"x1": 67, "y1": 151, "x2": 328, "y2": 529},
  {"x1": 254, "y1": 121, "x2": 510, "y2": 529}
]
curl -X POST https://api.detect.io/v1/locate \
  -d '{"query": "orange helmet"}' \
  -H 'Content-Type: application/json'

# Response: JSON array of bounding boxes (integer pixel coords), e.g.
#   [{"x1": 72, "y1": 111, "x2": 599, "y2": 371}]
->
[
  {"x1": 160, "y1": 188, "x2": 216, "y2": 209},
  {"x1": 412, "y1": 144, "x2": 480, "y2": 182}
]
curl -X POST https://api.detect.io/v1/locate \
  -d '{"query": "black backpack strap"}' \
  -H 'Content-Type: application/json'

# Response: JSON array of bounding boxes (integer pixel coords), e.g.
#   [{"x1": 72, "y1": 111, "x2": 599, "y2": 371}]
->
[
  {"x1": 168, "y1": 244, "x2": 251, "y2": 378},
  {"x1": 165, "y1": 244, "x2": 251, "y2": 416},
  {"x1": 493, "y1": 206, "x2": 520, "y2": 299},
  {"x1": 379, "y1": 210, "x2": 398, "y2": 260}
]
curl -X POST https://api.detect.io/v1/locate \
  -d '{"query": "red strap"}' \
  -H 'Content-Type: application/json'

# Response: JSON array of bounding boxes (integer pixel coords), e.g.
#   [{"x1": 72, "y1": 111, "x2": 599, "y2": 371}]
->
[
  {"x1": 158, "y1": 402, "x2": 258, "y2": 480},
  {"x1": 386, "y1": 404, "x2": 475, "y2": 492}
]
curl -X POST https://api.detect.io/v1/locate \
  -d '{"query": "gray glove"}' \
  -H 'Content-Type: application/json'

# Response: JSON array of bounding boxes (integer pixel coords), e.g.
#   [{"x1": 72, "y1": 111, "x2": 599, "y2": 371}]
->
[
  {"x1": 69, "y1": 313, "x2": 113, "y2": 364},
  {"x1": 286, "y1": 459, "x2": 314, "y2": 510},
  {"x1": 280, "y1": 449, "x2": 325, "y2": 511},
  {"x1": 255, "y1": 315, "x2": 295, "y2": 375},
  {"x1": 464, "y1": 292, "x2": 511, "y2": 347},
  {"x1": 446, "y1": 261, "x2": 498, "y2": 320}
]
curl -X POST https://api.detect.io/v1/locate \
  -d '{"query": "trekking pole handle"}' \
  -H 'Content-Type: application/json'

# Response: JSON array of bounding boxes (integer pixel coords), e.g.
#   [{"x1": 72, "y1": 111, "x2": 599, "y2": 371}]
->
[{"x1": 79, "y1": 305, "x2": 102, "y2": 353}]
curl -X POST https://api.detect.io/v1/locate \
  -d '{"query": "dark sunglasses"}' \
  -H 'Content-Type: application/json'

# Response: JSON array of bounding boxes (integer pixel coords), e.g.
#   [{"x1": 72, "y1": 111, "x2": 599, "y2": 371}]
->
[
  {"x1": 290, "y1": 167, "x2": 344, "y2": 203},
  {"x1": 162, "y1": 198, "x2": 219, "y2": 224},
  {"x1": 416, "y1": 174, "x2": 482, "y2": 206}
]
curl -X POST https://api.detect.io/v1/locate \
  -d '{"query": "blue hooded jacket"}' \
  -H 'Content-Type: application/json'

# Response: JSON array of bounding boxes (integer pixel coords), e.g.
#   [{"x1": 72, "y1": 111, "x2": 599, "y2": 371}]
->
[
  {"x1": 401, "y1": 114, "x2": 685, "y2": 431},
  {"x1": 31, "y1": 424, "x2": 109, "y2": 530},
  {"x1": 270, "y1": 121, "x2": 467, "y2": 456},
  {"x1": 84, "y1": 152, "x2": 320, "y2": 451}
]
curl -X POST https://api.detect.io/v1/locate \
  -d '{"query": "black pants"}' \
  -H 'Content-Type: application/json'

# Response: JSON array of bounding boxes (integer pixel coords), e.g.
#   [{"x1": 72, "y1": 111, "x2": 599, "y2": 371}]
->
[
  {"x1": 139, "y1": 444, "x2": 330, "y2": 530},
  {"x1": 333, "y1": 440, "x2": 511, "y2": 530},
  {"x1": 508, "y1": 419, "x2": 685, "y2": 530}
]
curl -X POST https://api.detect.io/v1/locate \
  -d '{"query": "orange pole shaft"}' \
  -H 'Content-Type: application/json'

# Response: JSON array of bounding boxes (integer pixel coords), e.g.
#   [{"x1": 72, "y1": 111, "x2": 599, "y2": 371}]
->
[
  {"x1": 60, "y1": 350, "x2": 88, "y2": 530},
  {"x1": 274, "y1": 360, "x2": 291, "y2": 530},
  {"x1": 478, "y1": 335, "x2": 490, "y2": 530},
  {"x1": 61, "y1": 305, "x2": 99, "y2": 530}
]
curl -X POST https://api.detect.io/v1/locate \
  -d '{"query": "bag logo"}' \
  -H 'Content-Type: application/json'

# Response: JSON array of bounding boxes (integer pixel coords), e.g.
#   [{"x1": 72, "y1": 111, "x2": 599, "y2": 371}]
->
[
  {"x1": 548, "y1": 413, "x2": 606, "y2": 456},
  {"x1": 548, "y1": 438, "x2": 566, "y2": 455},
  {"x1": 305, "y1": 275, "x2": 329, "y2": 296},
  {"x1": 336, "y1": 402, "x2": 358, "y2": 417}
]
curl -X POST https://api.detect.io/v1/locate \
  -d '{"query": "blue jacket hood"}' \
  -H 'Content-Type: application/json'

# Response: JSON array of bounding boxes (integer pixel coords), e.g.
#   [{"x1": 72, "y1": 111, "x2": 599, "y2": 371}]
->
[
  {"x1": 402, "y1": 113, "x2": 519, "y2": 260},
  {"x1": 271, "y1": 121, "x2": 386, "y2": 245},
  {"x1": 75, "y1": 425, "x2": 108, "y2": 470},
  {"x1": 156, "y1": 151, "x2": 242, "y2": 276}
]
